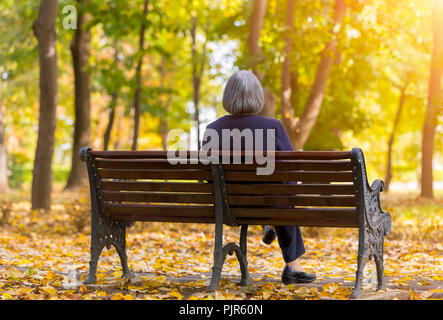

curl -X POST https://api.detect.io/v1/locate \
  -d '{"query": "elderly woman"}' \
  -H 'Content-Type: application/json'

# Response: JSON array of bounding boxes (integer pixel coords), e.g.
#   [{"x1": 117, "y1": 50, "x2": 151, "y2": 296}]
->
[{"x1": 202, "y1": 70, "x2": 316, "y2": 284}]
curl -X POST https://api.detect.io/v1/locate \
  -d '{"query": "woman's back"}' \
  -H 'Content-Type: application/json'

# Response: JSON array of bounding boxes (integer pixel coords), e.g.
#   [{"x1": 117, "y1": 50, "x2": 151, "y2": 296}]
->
[{"x1": 203, "y1": 114, "x2": 293, "y2": 152}]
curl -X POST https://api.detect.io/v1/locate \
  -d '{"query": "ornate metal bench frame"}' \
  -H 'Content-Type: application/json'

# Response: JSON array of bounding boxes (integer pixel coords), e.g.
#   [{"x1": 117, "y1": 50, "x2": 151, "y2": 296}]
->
[
  {"x1": 350, "y1": 148, "x2": 391, "y2": 298},
  {"x1": 80, "y1": 146, "x2": 391, "y2": 299}
]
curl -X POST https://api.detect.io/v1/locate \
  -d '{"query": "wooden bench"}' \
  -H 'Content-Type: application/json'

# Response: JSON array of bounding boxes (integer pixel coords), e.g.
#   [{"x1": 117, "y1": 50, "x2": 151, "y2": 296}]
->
[{"x1": 80, "y1": 146, "x2": 391, "y2": 298}]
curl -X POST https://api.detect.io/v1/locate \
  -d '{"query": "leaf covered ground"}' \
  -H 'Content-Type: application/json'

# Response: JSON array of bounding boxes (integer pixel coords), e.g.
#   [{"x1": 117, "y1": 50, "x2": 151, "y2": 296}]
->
[{"x1": 0, "y1": 191, "x2": 441, "y2": 300}]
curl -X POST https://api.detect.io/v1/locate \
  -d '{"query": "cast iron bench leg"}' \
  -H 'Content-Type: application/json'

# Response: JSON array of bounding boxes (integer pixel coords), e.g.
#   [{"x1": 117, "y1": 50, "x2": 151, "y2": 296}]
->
[
  {"x1": 238, "y1": 225, "x2": 250, "y2": 286},
  {"x1": 208, "y1": 225, "x2": 250, "y2": 291},
  {"x1": 83, "y1": 217, "x2": 134, "y2": 284},
  {"x1": 351, "y1": 229, "x2": 388, "y2": 298},
  {"x1": 84, "y1": 244, "x2": 104, "y2": 284},
  {"x1": 350, "y1": 241, "x2": 368, "y2": 299},
  {"x1": 107, "y1": 220, "x2": 135, "y2": 280},
  {"x1": 375, "y1": 253, "x2": 386, "y2": 290}
]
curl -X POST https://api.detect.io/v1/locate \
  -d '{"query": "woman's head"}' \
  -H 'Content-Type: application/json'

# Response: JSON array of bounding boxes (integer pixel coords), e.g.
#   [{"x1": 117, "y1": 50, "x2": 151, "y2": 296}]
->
[{"x1": 222, "y1": 70, "x2": 264, "y2": 115}]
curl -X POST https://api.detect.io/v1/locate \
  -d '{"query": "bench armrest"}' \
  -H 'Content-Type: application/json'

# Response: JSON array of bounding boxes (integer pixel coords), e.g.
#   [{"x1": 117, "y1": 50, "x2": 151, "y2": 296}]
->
[
  {"x1": 80, "y1": 146, "x2": 92, "y2": 161},
  {"x1": 369, "y1": 179, "x2": 384, "y2": 193},
  {"x1": 351, "y1": 148, "x2": 391, "y2": 236}
]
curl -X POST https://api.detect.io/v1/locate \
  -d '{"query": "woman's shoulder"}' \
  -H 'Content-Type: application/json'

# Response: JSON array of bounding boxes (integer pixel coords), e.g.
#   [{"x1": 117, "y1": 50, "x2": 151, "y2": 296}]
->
[
  {"x1": 253, "y1": 115, "x2": 284, "y2": 128},
  {"x1": 206, "y1": 114, "x2": 284, "y2": 130},
  {"x1": 206, "y1": 115, "x2": 228, "y2": 129}
]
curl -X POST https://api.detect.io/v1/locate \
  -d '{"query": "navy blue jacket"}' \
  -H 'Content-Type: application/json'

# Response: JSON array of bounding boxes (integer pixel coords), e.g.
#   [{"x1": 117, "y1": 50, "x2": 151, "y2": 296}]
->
[{"x1": 202, "y1": 114, "x2": 294, "y2": 151}]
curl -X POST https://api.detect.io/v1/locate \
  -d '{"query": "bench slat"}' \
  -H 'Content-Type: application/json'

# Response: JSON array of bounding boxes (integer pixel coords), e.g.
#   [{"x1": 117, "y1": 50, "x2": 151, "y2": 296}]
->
[
  {"x1": 103, "y1": 191, "x2": 354, "y2": 207},
  {"x1": 104, "y1": 203, "x2": 213, "y2": 218},
  {"x1": 99, "y1": 169, "x2": 212, "y2": 180},
  {"x1": 106, "y1": 216, "x2": 357, "y2": 227},
  {"x1": 226, "y1": 183, "x2": 355, "y2": 195},
  {"x1": 98, "y1": 169, "x2": 352, "y2": 182},
  {"x1": 94, "y1": 158, "x2": 353, "y2": 172},
  {"x1": 109, "y1": 215, "x2": 215, "y2": 224},
  {"x1": 89, "y1": 150, "x2": 351, "y2": 160},
  {"x1": 100, "y1": 181, "x2": 355, "y2": 195},
  {"x1": 103, "y1": 191, "x2": 214, "y2": 204},
  {"x1": 235, "y1": 217, "x2": 359, "y2": 228},
  {"x1": 104, "y1": 204, "x2": 358, "y2": 227},
  {"x1": 228, "y1": 195, "x2": 356, "y2": 207},
  {"x1": 224, "y1": 171, "x2": 353, "y2": 182},
  {"x1": 100, "y1": 181, "x2": 213, "y2": 193},
  {"x1": 225, "y1": 161, "x2": 352, "y2": 171},
  {"x1": 95, "y1": 159, "x2": 210, "y2": 170},
  {"x1": 231, "y1": 207, "x2": 357, "y2": 217},
  {"x1": 231, "y1": 207, "x2": 358, "y2": 227}
]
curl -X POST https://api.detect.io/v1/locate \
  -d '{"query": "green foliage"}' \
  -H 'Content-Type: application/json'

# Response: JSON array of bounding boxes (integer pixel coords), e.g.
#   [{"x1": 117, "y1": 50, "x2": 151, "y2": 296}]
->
[{"x1": 0, "y1": 0, "x2": 441, "y2": 189}]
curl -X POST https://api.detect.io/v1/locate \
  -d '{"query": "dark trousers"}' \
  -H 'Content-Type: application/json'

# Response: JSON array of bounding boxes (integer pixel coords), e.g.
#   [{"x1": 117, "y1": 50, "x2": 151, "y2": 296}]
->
[
  {"x1": 275, "y1": 226, "x2": 305, "y2": 263},
  {"x1": 231, "y1": 181, "x2": 306, "y2": 263}
]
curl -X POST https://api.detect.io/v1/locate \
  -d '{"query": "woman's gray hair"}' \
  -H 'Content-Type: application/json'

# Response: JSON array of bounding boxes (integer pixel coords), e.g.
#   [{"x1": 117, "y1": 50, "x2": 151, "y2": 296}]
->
[{"x1": 222, "y1": 70, "x2": 264, "y2": 115}]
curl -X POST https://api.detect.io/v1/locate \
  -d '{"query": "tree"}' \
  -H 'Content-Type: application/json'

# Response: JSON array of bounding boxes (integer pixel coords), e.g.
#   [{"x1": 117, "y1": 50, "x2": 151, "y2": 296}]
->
[
  {"x1": 190, "y1": 15, "x2": 208, "y2": 150},
  {"x1": 31, "y1": 0, "x2": 59, "y2": 210},
  {"x1": 0, "y1": 76, "x2": 9, "y2": 193},
  {"x1": 281, "y1": 0, "x2": 346, "y2": 150},
  {"x1": 385, "y1": 82, "x2": 408, "y2": 191},
  {"x1": 86, "y1": 0, "x2": 132, "y2": 152},
  {"x1": 131, "y1": 0, "x2": 150, "y2": 151},
  {"x1": 421, "y1": 0, "x2": 443, "y2": 198},
  {"x1": 280, "y1": 0, "x2": 296, "y2": 140},
  {"x1": 103, "y1": 93, "x2": 118, "y2": 150},
  {"x1": 103, "y1": 42, "x2": 120, "y2": 151},
  {"x1": 65, "y1": 0, "x2": 92, "y2": 190},
  {"x1": 159, "y1": 56, "x2": 174, "y2": 150},
  {"x1": 248, "y1": 0, "x2": 275, "y2": 118}
]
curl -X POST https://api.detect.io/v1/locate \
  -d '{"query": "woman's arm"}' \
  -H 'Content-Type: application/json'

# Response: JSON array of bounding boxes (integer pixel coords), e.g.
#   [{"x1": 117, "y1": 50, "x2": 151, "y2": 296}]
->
[
  {"x1": 275, "y1": 121, "x2": 294, "y2": 152},
  {"x1": 275, "y1": 121, "x2": 298, "y2": 185}
]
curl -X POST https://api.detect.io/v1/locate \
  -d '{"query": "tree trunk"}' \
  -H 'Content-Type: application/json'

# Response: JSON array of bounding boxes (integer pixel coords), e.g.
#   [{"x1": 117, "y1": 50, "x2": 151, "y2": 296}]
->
[
  {"x1": 385, "y1": 84, "x2": 407, "y2": 192},
  {"x1": 113, "y1": 105, "x2": 124, "y2": 150},
  {"x1": 248, "y1": 0, "x2": 275, "y2": 118},
  {"x1": 103, "y1": 91, "x2": 117, "y2": 151},
  {"x1": 191, "y1": 16, "x2": 200, "y2": 150},
  {"x1": 284, "y1": 0, "x2": 345, "y2": 150},
  {"x1": 103, "y1": 42, "x2": 120, "y2": 151},
  {"x1": 190, "y1": 16, "x2": 207, "y2": 150},
  {"x1": 159, "y1": 57, "x2": 174, "y2": 151},
  {"x1": 421, "y1": 0, "x2": 443, "y2": 198},
  {"x1": 280, "y1": 0, "x2": 297, "y2": 141},
  {"x1": 159, "y1": 107, "x2": 168, "y2": 150},
  {"x1": 31, "y1": 0, "x2": 59, "y2": 210},
  {"x1": 0, "y1": 77, "x2": 9, "y2": 193},
  {"x1": 131, "y1": 0, "x2": 150, "y2": 151},
  {"x1": 290, "y1": 70, "x2": 299, "y2": 108},
  {"x1": 65, "y1": 0, "x2": 92, "y2": 190}
]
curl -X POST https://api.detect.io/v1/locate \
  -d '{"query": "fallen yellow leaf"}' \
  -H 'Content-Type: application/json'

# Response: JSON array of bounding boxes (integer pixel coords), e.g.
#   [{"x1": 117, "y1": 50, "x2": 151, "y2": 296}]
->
[
  {"x1": 42, "y1": 287, "x2": 57, "y2": 296},
  {"x1": 153, "y1": 275, "x2": 167, "y2": 282},
  {"x1": 15, "y1": 287, "x2": 33, "y2": 296},
  {"x1": 169, "y1": 290, "x2": 183, "y2": 300},
  {"x1": 2, "y1": 293, "x2": 13, "y2": 300}
]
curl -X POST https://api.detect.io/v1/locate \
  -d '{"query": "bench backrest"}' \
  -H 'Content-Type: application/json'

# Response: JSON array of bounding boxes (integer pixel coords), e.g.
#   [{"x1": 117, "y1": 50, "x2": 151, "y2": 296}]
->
[{"x1": 81, "y1": 148, "x2": 361, "y2": 228}]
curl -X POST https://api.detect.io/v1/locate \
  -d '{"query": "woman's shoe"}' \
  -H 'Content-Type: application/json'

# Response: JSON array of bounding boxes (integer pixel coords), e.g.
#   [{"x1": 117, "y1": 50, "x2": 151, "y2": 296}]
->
[
  {"x1": 281, "y1": 266, "x2": 316, "y2": 284},
  {"x1": 262, "y1": 226, "x2": 277, "y2": 245}
]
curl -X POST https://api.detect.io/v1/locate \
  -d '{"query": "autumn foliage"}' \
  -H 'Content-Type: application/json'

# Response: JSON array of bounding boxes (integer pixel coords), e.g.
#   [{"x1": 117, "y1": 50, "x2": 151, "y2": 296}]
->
[{"x1": 0, "y1": 191, "x2": 441, "y2": 300}]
